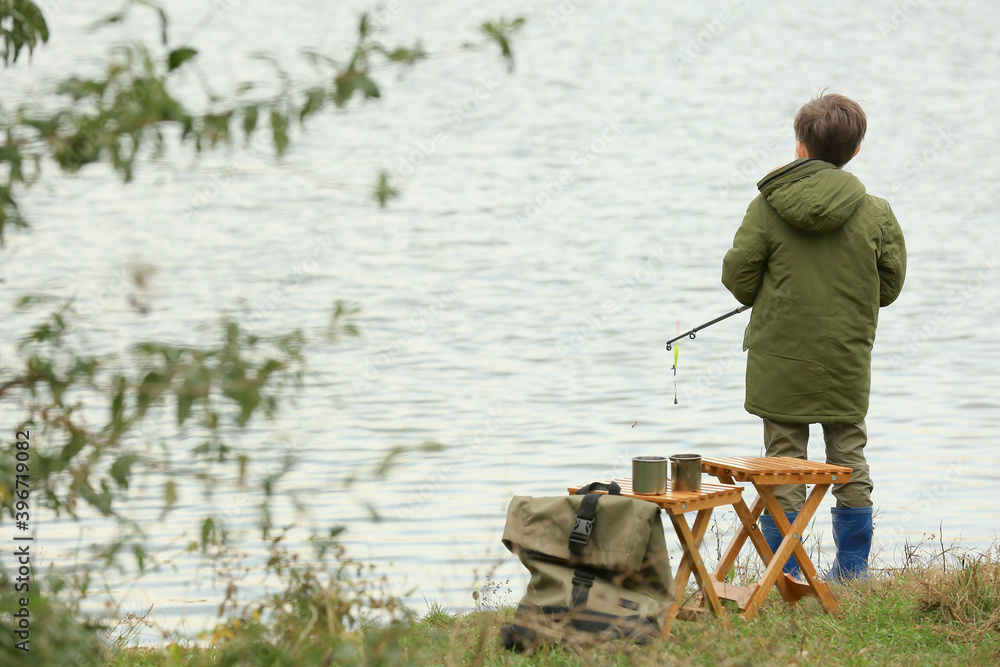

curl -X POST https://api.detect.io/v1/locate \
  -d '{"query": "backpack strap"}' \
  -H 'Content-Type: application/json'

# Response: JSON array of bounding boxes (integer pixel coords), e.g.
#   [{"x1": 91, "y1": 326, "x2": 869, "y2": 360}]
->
[
  {"x1": 574, "y1": 481, "x2": 622, "y2": 496},
  {"x1": 570, "y1": 569, "x2": 595, "y2": 609},
  {"x1": 569, "y1": 482, "x2": 621, "y2": 556}
]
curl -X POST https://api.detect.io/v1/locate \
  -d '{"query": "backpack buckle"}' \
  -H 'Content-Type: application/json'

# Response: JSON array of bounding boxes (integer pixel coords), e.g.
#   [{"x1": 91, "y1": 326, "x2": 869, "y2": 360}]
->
[
  {"x1": 571, "y1": 570, "x2": 595, "y2": 588},
  {"x1": 569, "y1": 517, "x2": 594, "y2": 554}
]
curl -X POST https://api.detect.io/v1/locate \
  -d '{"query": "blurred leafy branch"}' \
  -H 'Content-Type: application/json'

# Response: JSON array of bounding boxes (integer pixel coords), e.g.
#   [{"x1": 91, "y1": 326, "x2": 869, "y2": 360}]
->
[
  {"x1": 0, "y1": 0, "x2": 48, "y2": 66},
  {"x1": 0, "y1": 298, "x2": 308, "y2": 519},
  {"x1": 0, "y1": 3, "x2": 524, "y2": 661},
  {"x1": 0, "y1": 0, "x2": 522, "y2": 619},
  {"x1": 0, "y1": 1, "x2": 525, "y2": 241}
]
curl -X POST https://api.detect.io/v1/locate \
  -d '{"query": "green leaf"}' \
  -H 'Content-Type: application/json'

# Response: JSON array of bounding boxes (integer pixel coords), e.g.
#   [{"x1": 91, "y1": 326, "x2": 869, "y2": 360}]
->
[
  {"x1": 108, "y1": 375, "x2": 129, "y2": 439},
  {"x1": 164, "y1": 480, "x2": 177, "y2": 508},
  {"x1": 110, "y1": 453, "x2": 140, "y2": 489},
  {"x1": 137, "y1": 370, "x2": 168, "y2": 414},
  {"x1": 59, "y1": 433, "x2": 86, "y2": 466},
  {"x1": 374, "y1": 170, "x2": 399, "y2": 208},
  {"x1": 87, "y1": 11, "x2": 127, "y2": 33},
  {"x1": 177, "y1": 390, "x2": 193, "y2": 425},
  {"x1": 57, "y1": 77, "x2": 108, "y2": 100},
  {"x1": 201, "y1": 517, "x2": 216, "y2": 549},
  {"x1": 333, "y1": 72, "x2": 380, "y2": 108},
  {"x1": 256, "y1": 358, "x2": 283, "y2": 385},
  {"x1": 133, "y1": 544, "x2": 148, "y2": 570},
  {"x1": 95, "y1": 479, "x2": 114, "y2": 515},
  {"x1": 333, "y1": 75, "x2": 355, "y2": 108},
  {"x1": 299, "y1": 87, "x2": 325, "y2": 122},
  {"x1": 110, "y1": 375, "x2": 126, "y2": 420},
  {"x1": 328, "y1": 300, "x2": 361, "y2": 341},
  {"x1": 242, "y1": 104, "x2": 259, "y2": 138},
  {"x1": 480, "y1": 17, "x2": 525, "y2": 72},
  {"x1": 374, "y1": 445, "x2": 407, "y2": 479},
  {"x1": 202, "y1": 111, "x2": 232, "y2": 148},
  {"x1": 2, "y1": 0, "x2": 50, "y2": 65},
  {"x1": 356, "y1": 75, "x2": 380, "y2": 99},
  {"x1": 14, "y1": 292, "x2": 57, "y2": 310},
  {"x1": 270, "y1": 108, "x2": 289, "y2": 156},
  {"x1": 420, "y1": 440, "x2": 445, "y2": 454},
  {"x1": 167, "y1": 47, "x2": 198, "y2": 71},
  {"x1": 0, "y1": 184, "x2": 28, "y2": 243},
  {"x1": 237, "y1": 454, "x2": 248, "y2": 485},
  {"x1": 381, "y1": 44, "x2": 426, "y2": 66},
  {"x1": 333, "y1": 70, "x2": 379, "y2": 108}
]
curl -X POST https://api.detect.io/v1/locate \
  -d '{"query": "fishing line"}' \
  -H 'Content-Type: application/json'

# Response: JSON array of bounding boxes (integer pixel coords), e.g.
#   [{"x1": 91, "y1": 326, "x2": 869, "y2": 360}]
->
[{"x1": 672, "y1": 321, "x2": 679, "y2": 405}]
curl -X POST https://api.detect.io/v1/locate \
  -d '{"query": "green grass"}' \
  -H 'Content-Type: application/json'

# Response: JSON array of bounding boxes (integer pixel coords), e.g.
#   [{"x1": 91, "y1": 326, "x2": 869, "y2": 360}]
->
[{"x1": 109, "y1": 557, "x2": 1000, "y2": 666}]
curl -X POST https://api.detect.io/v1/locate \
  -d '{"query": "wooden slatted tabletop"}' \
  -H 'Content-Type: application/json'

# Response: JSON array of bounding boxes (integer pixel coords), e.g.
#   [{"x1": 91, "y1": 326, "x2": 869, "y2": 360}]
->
[
  {"x1": 568, "y1": 478, "x2": 741, "y2": 514},
  {"x1": 702, "y1": 456, "x2": 851, "y2": 485}
]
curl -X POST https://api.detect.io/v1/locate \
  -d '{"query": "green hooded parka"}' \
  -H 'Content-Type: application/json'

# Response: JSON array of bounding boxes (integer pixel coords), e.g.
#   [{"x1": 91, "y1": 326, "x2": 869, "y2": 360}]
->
[{"x1": 722, "y1": 158, "x2": 906, "y2": 423}]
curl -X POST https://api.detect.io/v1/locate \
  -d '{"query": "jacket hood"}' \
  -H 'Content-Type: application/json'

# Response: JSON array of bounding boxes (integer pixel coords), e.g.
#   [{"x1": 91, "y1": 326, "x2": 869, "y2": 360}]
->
[{"x1": 756, "y1": 158, "x2": 867, "y2": 234}]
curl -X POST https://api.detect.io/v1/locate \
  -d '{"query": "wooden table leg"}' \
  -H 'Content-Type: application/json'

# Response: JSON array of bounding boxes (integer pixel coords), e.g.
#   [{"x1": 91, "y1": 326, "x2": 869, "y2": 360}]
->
[
  {"x1": 743, "y1": 485, "x2": 838, "y2": 618},
  {"x1": 712, "y1": 474, "x2": 754, "y2": 580},
  {"x1": 681, "y1": 509, "x2": 731, "y2": 624},
  {"x1": 758, "y1": 485, "x2": 840, "y2": 616},
  {"x1": 711, "y1": 475, "x2": 797, "y2": 605},
  {"x1": 661, "y1": 509, "x2": 731, "y2": 638}
]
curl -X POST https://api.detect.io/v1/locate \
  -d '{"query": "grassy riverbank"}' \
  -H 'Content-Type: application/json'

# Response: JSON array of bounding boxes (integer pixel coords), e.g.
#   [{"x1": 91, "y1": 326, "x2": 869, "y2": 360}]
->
[{"x1": 111, "y1": 550, "x2": 1000, "y2": 667}]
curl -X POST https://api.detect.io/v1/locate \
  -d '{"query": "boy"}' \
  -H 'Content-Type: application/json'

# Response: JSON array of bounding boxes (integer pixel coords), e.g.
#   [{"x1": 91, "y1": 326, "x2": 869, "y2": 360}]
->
[{"x1": 721, "y1": 93, "x2": 906, "y2": 580}]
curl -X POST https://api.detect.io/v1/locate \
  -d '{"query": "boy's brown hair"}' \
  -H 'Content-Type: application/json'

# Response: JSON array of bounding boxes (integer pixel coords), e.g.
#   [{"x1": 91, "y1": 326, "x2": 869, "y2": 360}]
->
[{"x1": 794, "y1": 93, "x2": 867, "y2": 167}]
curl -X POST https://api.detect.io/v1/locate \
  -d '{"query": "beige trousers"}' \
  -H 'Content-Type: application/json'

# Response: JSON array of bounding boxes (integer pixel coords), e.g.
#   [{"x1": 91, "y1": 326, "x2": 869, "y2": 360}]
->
[{"x1": 763, "y1": 419, "x2": 873, "y2": 513}]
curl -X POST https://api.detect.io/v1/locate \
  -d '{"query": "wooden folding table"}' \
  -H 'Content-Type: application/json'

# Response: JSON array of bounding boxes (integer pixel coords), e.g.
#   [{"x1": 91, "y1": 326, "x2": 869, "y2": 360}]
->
[
  {"x1": 569, "y1": 477, "x2": 743, "y2": 638},
  {"x1": 700, "y1": 456, "x2": 852, "y2": 618}
]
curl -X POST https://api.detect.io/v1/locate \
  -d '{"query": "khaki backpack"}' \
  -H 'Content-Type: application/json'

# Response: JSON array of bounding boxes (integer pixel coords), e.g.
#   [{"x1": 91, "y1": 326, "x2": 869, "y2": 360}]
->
[{"x1": 500, "y1": 482, "x2": 674, "y2": 651}]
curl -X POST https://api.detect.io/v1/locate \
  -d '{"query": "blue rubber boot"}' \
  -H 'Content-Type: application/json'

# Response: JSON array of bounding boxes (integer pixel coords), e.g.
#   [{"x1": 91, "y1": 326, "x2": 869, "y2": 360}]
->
[
  {"x1": 828, "y1": 506, "x2": 873, "y2": 581},
  {"x1": 759, "y1": 512, "x2": 801, "y2": 578}
]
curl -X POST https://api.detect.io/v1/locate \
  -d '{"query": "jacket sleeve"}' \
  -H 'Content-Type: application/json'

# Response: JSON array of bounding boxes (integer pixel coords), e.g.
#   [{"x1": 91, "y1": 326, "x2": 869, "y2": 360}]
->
[
  {"x1": 722, "y1": 198, "x2": 770, "y2": 306},
  {"x1": 877, "y1": 206, "x2": 906, "y2": 307}
]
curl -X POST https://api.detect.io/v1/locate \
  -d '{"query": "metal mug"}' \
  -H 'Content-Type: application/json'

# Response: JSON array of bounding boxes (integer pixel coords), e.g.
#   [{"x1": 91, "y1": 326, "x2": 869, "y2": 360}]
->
[
  {"x1": 632, "y1": 456, "x2": 668, "y2": 495},
  {"x1": 670, "y1": 453, "x2": 702, "y2": 492}
]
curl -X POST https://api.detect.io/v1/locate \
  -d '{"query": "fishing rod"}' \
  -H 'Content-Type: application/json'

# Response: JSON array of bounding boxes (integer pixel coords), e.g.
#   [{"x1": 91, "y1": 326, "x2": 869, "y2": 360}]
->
[{"x1": 665, "y1": 305, "x2": 751, "y2": 350}]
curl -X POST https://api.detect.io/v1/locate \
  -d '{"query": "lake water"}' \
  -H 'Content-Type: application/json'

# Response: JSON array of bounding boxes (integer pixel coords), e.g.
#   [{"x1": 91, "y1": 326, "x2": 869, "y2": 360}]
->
[{"x1": 3, "y1": 0, "x2": 999, "y2": 638}]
